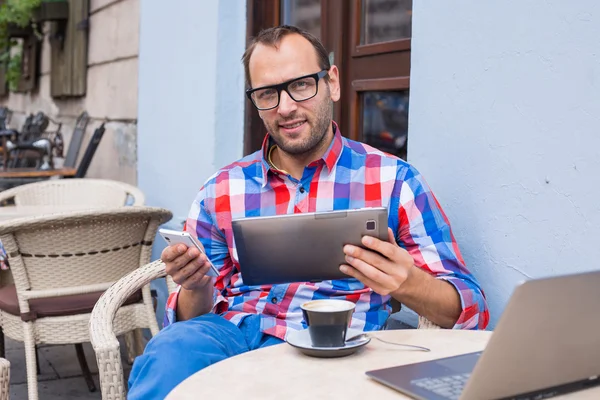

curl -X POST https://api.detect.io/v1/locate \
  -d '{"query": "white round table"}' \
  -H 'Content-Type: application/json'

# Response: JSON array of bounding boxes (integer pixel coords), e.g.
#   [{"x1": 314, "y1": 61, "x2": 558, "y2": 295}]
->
[
  {"x1": 0, "y1": 205, "x2": 104, "y2": 221},
  {"x1": 165, "y1": 329, "x2": 600, "y2": 399}
]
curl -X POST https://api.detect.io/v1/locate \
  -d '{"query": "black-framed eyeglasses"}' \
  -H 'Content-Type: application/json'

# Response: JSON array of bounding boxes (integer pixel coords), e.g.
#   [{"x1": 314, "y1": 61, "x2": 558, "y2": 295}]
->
[{"x1": 246, "y1": 70, "x2": 329, "y2": 111}]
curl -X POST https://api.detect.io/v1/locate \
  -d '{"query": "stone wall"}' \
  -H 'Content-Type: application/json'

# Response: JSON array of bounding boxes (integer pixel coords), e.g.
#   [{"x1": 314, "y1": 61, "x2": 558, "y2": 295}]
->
[{"x1": 0, "y1": 0, "x2": 139, "y2": 184}]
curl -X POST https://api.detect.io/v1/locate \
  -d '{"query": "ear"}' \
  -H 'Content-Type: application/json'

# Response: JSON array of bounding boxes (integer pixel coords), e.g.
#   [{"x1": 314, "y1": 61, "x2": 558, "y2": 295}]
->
[{"x1": 327, "y1": 65, "x2": 341, "y2": 102}]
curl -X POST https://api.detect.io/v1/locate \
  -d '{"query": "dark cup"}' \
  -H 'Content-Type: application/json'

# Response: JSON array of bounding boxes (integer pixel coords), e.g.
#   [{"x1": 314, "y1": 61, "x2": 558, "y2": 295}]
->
[{"x1": 301, "y1": 299, "x2": 356, "y2": 348}]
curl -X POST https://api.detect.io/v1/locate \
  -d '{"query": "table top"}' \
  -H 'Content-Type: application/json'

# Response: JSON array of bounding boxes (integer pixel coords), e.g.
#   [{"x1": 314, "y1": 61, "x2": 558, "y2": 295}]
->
[
  {"x1": 166, "y1": 329, "x2": 600, "y2": 400},
  {"x1": 0, "y1": 168, "x2": 77, "y2": 178},
  {"x1": 0, "y1": 205, "x2": 104, "y2": 221}
]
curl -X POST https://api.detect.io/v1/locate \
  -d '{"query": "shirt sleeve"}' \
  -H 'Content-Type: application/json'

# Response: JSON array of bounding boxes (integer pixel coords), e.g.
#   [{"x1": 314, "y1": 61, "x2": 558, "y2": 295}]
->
[
  {"x1": 163, "y1": 181, "x2": 231, "y2": 328},
  {"x1": 396, "y1": 166, "x2": 490, "y2": 330}
]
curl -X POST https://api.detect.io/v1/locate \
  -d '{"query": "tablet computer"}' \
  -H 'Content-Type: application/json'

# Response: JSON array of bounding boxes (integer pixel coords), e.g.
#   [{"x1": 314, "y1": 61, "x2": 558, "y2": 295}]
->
[{"x1": 231, "y1": 207, "x2": 389, "y2": 286}]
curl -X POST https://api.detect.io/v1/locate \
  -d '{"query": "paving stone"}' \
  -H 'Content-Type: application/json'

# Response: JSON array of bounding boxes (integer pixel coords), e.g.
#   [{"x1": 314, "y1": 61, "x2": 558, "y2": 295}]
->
[
  {"x1": 40, "y1": 343, "x2": 99, "y2": 378},
  {"x1": 10, "y1": 374, "x2": 102, "y2": 400},
  {"x1": 5, "y1": 348, "x2": 58, "y2": 386},
  {"x1": 5, "y1": 337, "x2": 23, "y2": 351},
  {"x1": 5, "y1": 336, "x2": 138, "y2": 398}
]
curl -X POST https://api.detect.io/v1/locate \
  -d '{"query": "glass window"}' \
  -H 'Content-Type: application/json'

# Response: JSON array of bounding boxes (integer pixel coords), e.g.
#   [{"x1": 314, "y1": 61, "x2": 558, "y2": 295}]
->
[
  {"x1": 362, "y1": 91, "x2": 409, "y2": 160},
  {"x1": 361, "y1": 0, "x2": 412, "y2": 45},
  {"x1": 281, "y1": 0, "x2": 321, "y2": 39}
]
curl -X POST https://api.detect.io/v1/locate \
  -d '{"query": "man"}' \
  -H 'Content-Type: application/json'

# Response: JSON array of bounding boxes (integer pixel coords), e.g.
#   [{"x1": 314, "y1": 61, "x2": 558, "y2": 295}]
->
[{"x1": 128, "y1": 25, "x2": 489, "y2": 399}]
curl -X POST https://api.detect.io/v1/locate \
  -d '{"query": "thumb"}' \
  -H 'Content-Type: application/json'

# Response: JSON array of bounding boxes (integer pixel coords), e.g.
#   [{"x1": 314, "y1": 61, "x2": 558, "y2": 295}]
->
[{"x1": 387, "y1": 227, "x2": 396, "y2": 244}]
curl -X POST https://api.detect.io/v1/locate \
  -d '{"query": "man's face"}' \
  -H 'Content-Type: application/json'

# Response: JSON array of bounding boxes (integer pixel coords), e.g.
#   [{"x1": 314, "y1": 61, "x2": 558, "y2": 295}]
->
[{"x1": 248, "y1": 34, "x2": 340, "y2": 156}]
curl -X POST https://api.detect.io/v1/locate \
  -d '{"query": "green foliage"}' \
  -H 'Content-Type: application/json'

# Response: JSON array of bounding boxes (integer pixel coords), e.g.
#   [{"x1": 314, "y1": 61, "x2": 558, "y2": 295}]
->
[
  {"x1": 0, "y1": 0, "x2": 43, "y2": 92},
  {"x1": 0, "y1": 0, "x2": 42, "y2": 28},
  {"x1": 5, "y1": 45, "x2": 22, "y2": 91}
]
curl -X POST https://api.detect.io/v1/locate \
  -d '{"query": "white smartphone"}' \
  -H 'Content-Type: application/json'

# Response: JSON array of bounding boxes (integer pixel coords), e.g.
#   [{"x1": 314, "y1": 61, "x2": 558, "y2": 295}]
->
[{"x1": 158, "y1": 228, "x2": 219, "y2": 277}]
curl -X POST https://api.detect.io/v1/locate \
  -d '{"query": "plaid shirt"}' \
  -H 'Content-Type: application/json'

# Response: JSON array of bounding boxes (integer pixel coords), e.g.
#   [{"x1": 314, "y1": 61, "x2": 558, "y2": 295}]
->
[{"x1": 164, "y1": 123, "x2": 489, "y2": 339}]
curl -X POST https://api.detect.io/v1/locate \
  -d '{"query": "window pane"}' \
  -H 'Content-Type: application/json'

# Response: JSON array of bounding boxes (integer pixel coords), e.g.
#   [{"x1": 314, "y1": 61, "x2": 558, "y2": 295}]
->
[
  {"x1": 281, "y1": 0, "x2": 321, "y2": 39},
  {"x1": 361, "y1": 0, "x2": 412, "y2": 45},
  {"x1": 362, "y1": 91, "x2": 409, "y2": 160}
]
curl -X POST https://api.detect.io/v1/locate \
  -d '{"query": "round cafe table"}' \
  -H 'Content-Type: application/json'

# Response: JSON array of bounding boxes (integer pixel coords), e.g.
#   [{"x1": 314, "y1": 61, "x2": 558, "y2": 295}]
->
[
  {"x1": 0, "y1": 205, "x2": 102, "y2": 221},
  {"x1": 166, "y1": 329, "x2": 600, "y2": 399},
  {"x1": 167, "y1": 329, "x2": 600, "y2": 400}
]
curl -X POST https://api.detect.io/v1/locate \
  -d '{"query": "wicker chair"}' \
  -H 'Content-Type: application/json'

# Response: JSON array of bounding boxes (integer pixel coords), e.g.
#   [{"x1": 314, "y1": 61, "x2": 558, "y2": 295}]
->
[
  {"x1": 391, "y1": 299, "x2": 442, "y2": 330},
  {"x1": 0, "y1": 357, "x2": 8, "y2": 400},
  {"x1": 0, "y1": 178, "x2": 145, "y2": 207},
  {"x1": 0, "y1": 206, "x2": 172, "y2": 400},
  {"x1": 90, "y1": 260, "x2": 176, "y2": 399}
]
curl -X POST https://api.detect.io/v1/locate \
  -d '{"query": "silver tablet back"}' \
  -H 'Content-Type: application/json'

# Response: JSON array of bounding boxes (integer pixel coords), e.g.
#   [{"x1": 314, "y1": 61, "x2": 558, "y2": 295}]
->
[{"x1": 232, "y1": 207, "x2": 389, "y2": 285}]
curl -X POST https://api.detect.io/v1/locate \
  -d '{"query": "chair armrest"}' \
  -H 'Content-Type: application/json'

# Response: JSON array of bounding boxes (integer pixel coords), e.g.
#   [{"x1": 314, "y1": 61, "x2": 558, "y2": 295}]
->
[
  {"x1": 0, "y1": 185, "x2": 21, "y2": 204},
  {"x1": 7, "y1": 143, "x2": 45, "y2": 153},
  {"x1": 165, "y1": 274, "x2": 178, "y2": 294},
  {"x1": 89, "y1": 260, "x2": 167, "y2": 400},
  {"x1": 0, "y1": 129, "x2": 18, "y2": 137},
  {"x1": 0, "y1": 357, "x2": 9, "y2": 400},
  {"x1": 417, "y1": 316, "x2": 443, "y2": 329},
  {"x1": 389, "y1": 300, "x2": 442, "y2": 330}
]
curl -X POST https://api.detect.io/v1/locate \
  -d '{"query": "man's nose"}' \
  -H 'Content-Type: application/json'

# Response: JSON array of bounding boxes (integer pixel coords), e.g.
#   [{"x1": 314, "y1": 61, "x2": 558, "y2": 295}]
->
[{"x1": 277, "y1": 90, "x2": 297, "y2": 116}]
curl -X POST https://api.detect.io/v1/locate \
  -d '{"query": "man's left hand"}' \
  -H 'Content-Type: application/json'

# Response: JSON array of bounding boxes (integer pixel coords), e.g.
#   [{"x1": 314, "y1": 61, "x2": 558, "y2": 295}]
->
[{"x1": 340, "y1": 228, "x2": 415, "y2": 296}]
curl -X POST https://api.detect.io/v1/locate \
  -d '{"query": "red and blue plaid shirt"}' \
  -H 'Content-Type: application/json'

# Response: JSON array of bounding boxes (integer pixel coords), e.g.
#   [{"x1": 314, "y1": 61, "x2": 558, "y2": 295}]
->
[{"x1": 164, "y1": 123, "x2": 489, "y2": 339}]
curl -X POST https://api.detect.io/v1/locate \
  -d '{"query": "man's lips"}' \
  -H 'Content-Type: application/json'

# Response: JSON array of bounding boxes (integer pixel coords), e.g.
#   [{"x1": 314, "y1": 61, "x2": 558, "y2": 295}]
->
[{"x1": 279, "y1": 120, "x2": 306, "y2": 129}]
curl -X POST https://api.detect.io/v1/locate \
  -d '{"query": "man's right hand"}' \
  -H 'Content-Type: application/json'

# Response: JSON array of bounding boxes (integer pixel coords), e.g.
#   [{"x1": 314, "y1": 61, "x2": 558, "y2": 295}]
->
[{"x1": 162, "y1": 244, "x2": 214, "y2": 291}]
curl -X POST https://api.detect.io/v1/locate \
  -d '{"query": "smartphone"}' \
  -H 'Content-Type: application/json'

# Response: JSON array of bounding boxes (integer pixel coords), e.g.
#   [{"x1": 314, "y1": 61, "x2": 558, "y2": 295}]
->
[{"x1": 158, "y1": 228, "x2": 219, "y2": 277}]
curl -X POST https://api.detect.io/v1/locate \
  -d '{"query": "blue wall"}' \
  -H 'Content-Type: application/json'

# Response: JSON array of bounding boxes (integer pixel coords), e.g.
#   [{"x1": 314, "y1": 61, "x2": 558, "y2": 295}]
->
[
  {"x1": 409, "y1": 0, "x2": 600, "y2": 327},
  {"x1": 138, "y1": 0, "x2": 246, "y2": 224},
  {"x1": 137, "y1": 0, "x2": 247, "y2": 323}
]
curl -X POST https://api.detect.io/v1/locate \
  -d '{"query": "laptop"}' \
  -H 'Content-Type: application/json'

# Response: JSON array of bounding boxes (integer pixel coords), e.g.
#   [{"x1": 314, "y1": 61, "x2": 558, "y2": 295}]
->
[
  {"x1": 366, "y1": 270, "x2": 600, "y2": 400},
  {"x1": 231, "y1": 207, "x2": 388, "y2": 286}
]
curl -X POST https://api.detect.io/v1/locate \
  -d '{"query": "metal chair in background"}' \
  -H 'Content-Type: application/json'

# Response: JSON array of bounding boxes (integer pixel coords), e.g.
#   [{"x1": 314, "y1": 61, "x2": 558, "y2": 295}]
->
[
  {"x1": 3, "y1": 112, "x2": 51, "y2": 169},
  {"x1": 0, "y1": 114, "x2": 102, "y2": 190}
]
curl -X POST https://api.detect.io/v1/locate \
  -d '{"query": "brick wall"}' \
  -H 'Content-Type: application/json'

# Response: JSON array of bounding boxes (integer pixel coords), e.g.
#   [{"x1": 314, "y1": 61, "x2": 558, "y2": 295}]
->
[{"x1": 0, "y1": 0, "x2": 140, "y2": 184}]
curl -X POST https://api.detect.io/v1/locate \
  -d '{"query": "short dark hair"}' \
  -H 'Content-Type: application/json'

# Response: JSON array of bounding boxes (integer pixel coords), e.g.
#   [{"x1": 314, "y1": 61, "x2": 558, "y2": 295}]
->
[{"x1": 242, "y1": 25, "x2": 331, "y2": 87}]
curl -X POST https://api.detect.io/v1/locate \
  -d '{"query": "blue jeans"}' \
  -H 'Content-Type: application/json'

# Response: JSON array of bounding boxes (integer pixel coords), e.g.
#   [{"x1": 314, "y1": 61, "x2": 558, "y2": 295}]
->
[{"x1": 128, "y1": 313, "x2": 284, "y2": 399}]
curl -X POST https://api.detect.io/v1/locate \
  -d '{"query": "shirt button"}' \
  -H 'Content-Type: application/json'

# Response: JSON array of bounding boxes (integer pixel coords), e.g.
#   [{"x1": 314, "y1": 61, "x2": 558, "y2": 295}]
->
[
  {"x1": 299, "y1": 187, "x2": 305, "y2": 193},
  {"x1": 271, "y1": 297, "x2": 278, "y2": 304}
]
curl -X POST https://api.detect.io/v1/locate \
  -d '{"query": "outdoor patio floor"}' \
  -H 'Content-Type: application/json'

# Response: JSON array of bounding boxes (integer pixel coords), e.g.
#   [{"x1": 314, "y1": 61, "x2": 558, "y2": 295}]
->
[{"x1": 6, "y1": 336, "x2": 132, "y2": 399}]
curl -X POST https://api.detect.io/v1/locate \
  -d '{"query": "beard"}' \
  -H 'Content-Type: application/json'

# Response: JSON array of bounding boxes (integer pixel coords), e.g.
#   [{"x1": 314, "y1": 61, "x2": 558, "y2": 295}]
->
[{"x1": 262, "y1": 88, "x2": 333, "y2": 156}]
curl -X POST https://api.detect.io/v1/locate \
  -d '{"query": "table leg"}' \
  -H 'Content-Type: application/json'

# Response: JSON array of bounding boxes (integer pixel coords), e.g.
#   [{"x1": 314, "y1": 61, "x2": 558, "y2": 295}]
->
[{"x1": 1, "y1": 137, "x2": 7, "y2": 171}]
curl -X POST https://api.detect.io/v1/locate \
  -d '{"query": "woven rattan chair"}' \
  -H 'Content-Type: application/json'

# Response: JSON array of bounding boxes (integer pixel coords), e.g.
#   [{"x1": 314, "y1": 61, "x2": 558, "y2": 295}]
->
[
  {"x1": 0, "y1": 207, "x2": 172, "y2": 400},
  {"x1": 0, "y1": 178, "x2": 145, "y2": 207},
  {"x1": 390, "y1": 299, "x2": 442, "y2": 330},
  {"x1": 90, "y1": 260, "x2": 176, "y2": 399},
  {"x1": 0, "y1": 357, "x2": 8, "y2": 400}
]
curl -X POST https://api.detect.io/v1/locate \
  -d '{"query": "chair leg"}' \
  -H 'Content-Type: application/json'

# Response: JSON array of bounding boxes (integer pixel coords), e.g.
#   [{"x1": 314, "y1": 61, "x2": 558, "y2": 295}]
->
[
  {"x1": 124, "y1": 331, "x2": 136, "y2": 365},
  {"x1": 23, "y1": 323, "x2": 39, "y2": 400},
  {"x1": 74, "y1": 343, "x2": 96, "y2": 392},
  {"x1": 133, "y1": 328, "x2": 146, "y2": 357},
  {"x1": 0, "y1": 327, "x2": 4, "y2": 358},
  {"x1": 35, "y1": 346, "x2": 40, "y2": 375}
]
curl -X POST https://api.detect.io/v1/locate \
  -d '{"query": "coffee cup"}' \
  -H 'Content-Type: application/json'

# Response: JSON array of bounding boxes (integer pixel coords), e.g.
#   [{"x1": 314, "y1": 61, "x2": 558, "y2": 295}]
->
[{"x1": 300, "y1": 299, "x2": 356, "y2": 347}]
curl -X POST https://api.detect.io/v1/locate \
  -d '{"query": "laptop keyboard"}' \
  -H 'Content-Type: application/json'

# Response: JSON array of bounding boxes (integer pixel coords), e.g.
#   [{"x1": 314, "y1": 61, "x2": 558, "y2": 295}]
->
[{"x1": 411, "y1": 373, "x2": 471, "y2": 399}]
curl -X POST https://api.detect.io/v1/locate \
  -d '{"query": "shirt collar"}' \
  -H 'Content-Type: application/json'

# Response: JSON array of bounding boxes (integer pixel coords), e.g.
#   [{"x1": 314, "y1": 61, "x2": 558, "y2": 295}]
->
[
  {"x1": 259, "y1": 121, "x2": 344, "y2": 187},
  {"x1": 320, "y1": 121, "x2": 343, "y2": 172}
]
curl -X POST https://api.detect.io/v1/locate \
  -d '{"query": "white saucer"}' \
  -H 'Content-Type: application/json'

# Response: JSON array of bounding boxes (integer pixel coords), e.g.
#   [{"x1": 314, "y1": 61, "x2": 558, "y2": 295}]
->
[{"x1": 286, "y1": 328, "x2": 371, "y2": 358}]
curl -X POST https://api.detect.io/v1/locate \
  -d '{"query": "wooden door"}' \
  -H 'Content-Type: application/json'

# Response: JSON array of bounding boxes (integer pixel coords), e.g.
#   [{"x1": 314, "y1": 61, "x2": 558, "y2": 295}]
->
[{"x1": 246, "y1": 0, "x2": 413, "y2": 160}]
